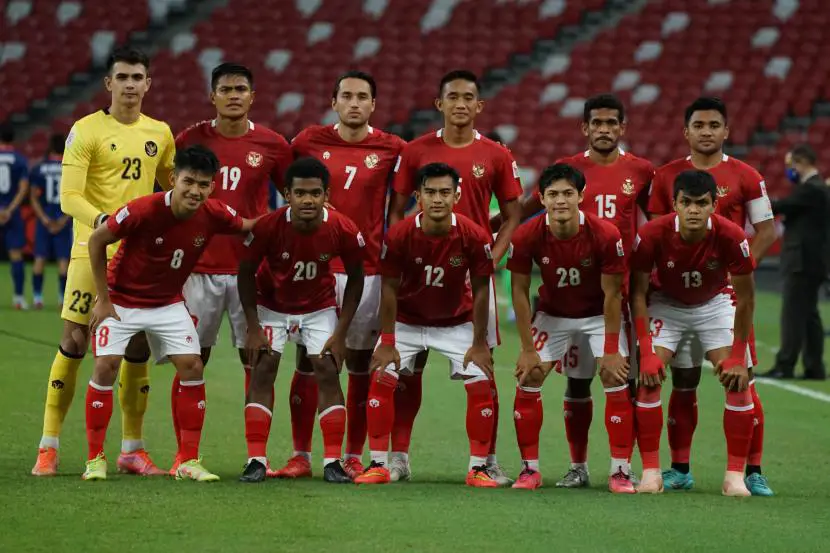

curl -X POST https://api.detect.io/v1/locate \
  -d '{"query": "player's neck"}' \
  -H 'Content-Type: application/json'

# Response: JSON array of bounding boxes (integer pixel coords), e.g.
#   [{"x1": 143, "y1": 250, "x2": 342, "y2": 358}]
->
[
  {"x1": 170, "y1": 202, "x2": 198, "y2": 220},
  {"x1": 689, "y1": 150, "x2": 723, "y2": 170},
  {"x1": 336, "y1": 123, "x2": 369, "y2": 143},
  {"x1": 588, "y1": 147, "x2": 620, "y2": 166},
  {"x1": 420, "y1": 214, "x2": 452, "y2": 236},
  {"x1": 215, "y1": 116, "x2": 250, "y2": 138},
  {"x1": 108, "y1": 103, "x2": 141, "y2": 125},
  {"x1": 441, "y1": 124, "x2": 475, "y2": 148},
  {"x1": 548, "y1": 215, "x2": 579, "y2": 240},
  {"x1": 679, "y1": 225, "x2": 708, "y2": 243},
  {"x1": 290, "y1": 213, "x2": 323, "y2": 234}
]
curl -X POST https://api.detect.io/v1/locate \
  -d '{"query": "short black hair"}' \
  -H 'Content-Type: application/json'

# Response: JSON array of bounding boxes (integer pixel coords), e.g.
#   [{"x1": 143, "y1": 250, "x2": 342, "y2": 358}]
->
[
  {"x1": 539, "y1": 163, "x2": 586, "y2": 194},
  {"x1": 673, "y1": 170, "x2": 717, "y2": 201},
  {"x1": 583, "y1": 93, "x2": 625, "y2": 123},
  {"x1": 438, "y1": 70, "x2": 479, "y2": 98},
  {"x1": 417, "y1": 162, "x2": 460, "y2": 190},
  {"x1": 684, "y1": 96, "x2": 727, "y2": 126},
  {"x1": 332, "y1": 70, "x2": 377, "y2": 99},
  {"x1": 49, "y1": 133, "x2": 65, "y2": 155},
  {"x1": 285, "y1": 157, "x2": 330, "y2": 191},
  {"x1": 174, "y1": 145, "x2": 220, "y2": 176},
  {"x1": 0, "y1": 124, "x2": 14, "y2": 143},
  {"x1": 211, "y1": 62, "x2": 254, "y2": 91},
  {"x1": 107, "y1": 46, "x2": 150, "y2": 74},
  {"x1": 791, "y1": 143, "x2": 817, "y2": 165}
]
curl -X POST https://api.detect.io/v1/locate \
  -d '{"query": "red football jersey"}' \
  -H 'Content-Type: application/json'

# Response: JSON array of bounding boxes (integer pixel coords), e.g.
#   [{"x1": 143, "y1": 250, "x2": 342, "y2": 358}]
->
[
  {"x1": 647, "y1": 154, "x2": 773, "y2": 228},
  {"x1": 631, "y1": 213, "x2": 755, "y2": 305},
  {"x1": 380, "y1": 212, "x2": 495, "y2": 327},
  {"x1": 243, "y1": 206, "x2": 365, "y2": 315},
  {"x1": 392, "y1": 129, "x2": 522, "y2": 233},
  {"x1": 291, "y1": 124, "x2": 405, "y2": 275},
  {"x1": 175, "y1": 120, "x2": 292, "y2": 274},
  {"x1": 508, "y1": 211, "x2": 627, "y2": 318},
  {"x1": 106, "y1": 192, "x2": 243, "y2": 308},
  {"x1": 556, "y1": 149, "x2": 654, "y2": 250}
]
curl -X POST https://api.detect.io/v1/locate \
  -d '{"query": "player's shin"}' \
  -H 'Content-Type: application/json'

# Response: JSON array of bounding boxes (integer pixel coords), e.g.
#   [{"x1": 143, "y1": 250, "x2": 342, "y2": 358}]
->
[
  {"x1": 345, "y1": 351, "x2": 371, "y2": 459},
  {"x1": 40, "y1": 347, "x2": 83, "y2": 449},
  {"x1": 563, "y1": 392, "x2": 593, "y2": 469},
  {"x1": 391, "y1": 371, "x2": 423, "y2": 455},
  {"x1": 366, "y1": 367, "x2": 398, "y2": 466},
  {"x1": 635, "y1": 385, "x2": 664, "y2": 492},
  {"x1": 118, "y1": 356, "x2": 150, "y2": 453},
  {"x1": 86, "y1": 380, "x2": 114, "y2": 460},
  {"x1": 604, "y1": 383, "x2": 634, "y2": 474},
  {"x1": 513, "y1": 385, "x2": 543, "y2": 472},
  {"x1": 174, "y1": 362, "x2": 207, "y2": 462},
  {"x1": 668, "y1": 385, "x2": 698, "y2": 472},
  {"x1": 724, "y1": 390, "x2": 754, "y2": 474},
  {"x1": 288, "y1": 370, "x2": 318, "y2": 460},
  {"x1": 465, "y1": 376, "x2": 495, "y2": 470},
  {"x1": 747, "y1": 380, "x2": 764, "y2": 472}
]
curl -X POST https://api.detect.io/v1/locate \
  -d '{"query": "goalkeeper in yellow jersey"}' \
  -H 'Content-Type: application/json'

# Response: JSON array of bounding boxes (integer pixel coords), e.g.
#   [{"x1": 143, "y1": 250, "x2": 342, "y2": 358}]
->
[{"x1": 32, "y1": 46, "x2": 175, "y2": 476}]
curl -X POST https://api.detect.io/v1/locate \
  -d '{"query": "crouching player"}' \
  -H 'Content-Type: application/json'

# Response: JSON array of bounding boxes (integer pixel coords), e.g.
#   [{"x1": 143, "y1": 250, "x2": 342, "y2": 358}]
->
[
  {"x1": 237, "y1": 157, "x2": 365, "y2": 484},
  {"x1": 631, "y1": 169, "x2": 756, "y2": 496},
  {"x1": 83, "y1": 145, "x2": 256, "y2": 481},
  {"x1": 508, "y1": 163, "x2": 634, "y2": 492},
  {"x1": 355, "y1": 162, "x2": 498, "y2": 487}
]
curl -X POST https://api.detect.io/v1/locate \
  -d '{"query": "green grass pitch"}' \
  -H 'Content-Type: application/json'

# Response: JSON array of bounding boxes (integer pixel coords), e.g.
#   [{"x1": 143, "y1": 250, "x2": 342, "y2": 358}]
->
[{"x1": 1, "y1": 266, "x2": 829, "y2": 552}]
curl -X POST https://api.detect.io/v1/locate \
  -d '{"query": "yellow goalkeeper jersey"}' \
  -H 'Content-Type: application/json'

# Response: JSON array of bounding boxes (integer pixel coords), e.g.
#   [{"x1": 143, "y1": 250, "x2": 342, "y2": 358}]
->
[{"x1": 61, "y1": 108, "x2": 175, "y2": 258}]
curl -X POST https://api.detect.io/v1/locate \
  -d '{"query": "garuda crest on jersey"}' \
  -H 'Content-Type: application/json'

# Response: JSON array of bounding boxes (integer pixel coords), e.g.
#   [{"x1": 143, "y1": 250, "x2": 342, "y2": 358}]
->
[
  {"x1": 449, "y1": 255, "x2": 464, "y2": 267},
  {"x1": 622, "y1": 178, "x2": 635, "y2": 195},
  {"x1": 717, "y1": 185, "x2": 729, "y2": 198},
  {"x1": 246, "y1": 151, "x2": 263, "y2": 168},
  {"x1": 472, "y1": 164, "x2": 486, "y2": 178},
  {"x1": 364, "y1": 153, "x2": 379, "y2": 169},
  {"x1": 193, "y1": 235, "x2": 206, "y2": 247}
]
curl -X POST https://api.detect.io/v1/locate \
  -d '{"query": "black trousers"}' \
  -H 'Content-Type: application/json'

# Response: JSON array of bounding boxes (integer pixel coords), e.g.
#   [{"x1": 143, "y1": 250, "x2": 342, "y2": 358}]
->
[{"x1": 774, "y1": 272, "x2": 826, "y2": 377}]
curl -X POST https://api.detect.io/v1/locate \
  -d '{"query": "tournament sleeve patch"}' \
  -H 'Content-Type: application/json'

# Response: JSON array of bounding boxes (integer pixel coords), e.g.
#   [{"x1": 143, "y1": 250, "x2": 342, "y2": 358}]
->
[
  {"x1": 484, "y1": 243, "x2": 493, "y2": 259},
  {"x1": 225, "y1": 204, "x2": 237, "y2": 216},
  {"x1": 66, "y1": 128, "x2": 76, "y2": 148},
  {"x1": 393, "y1": 156, "x2": 402, "y2": 173},
  {"x1": 115, "y1": 206, "x2": 129, "y2": 224},
  {"x1": 632, "y1": 234, "x2": 641, "y2": 251},
  {"x1": 243, "y1": 232, "x2": 255, "y2": 247},
  {"x1": 616, "y1": 238, "x2": 625, "y2": 257},
  {"x1": 380, "y1": 242, "x2": 388, "y2": 259},
  {"x1": 512, "y1": 160, "x2": 520, "y2": 179},
  {"x1": 740, "y1": 239, "x2": 750, "y2": 258},
  {"x1": 356, "y1": 231, "x2": 366, "y2": 248}
]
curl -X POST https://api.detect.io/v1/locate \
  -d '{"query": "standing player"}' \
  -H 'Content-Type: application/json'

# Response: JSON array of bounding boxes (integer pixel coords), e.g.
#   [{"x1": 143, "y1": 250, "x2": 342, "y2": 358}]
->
[
  {"x1": 647, "y1": 97, "x2": 775, "y2": 495},
  {"x1": 32, "y1": 47, "x2": 175, "y2": 477},
  {"x1": 83, "y1": 145, "x2": 255, "y2": 481},
  {"x1": 283, "y1": 71, "x2": 404, "y2": 480},
  {"x1": 237, "y1": 157, "x2": 365, "y2": 483},
  {"x1": 632, "y1": 170, "x2": 757, "y2": 496},
  {"x1": 492, "y1": 94, "x2": 653, "y2": 488},
  {"x1": 386, "y1": 70, "x2": 522, "y2": 483},
  {"x1": 30, "y1": 134, "x2": 72, "y2": 309},
  {"x1": 508, "y1": 164, "x2": 634, "y2": 492},
  {"x1": 173, "y1": 62, "x2": 292, "y2": 472},
  {"x1": 0, "y1": 124, "x2": 30, "y2": 309},
  {"x1": 354, "y1": 163, "x2": 497, "y2": 487}
]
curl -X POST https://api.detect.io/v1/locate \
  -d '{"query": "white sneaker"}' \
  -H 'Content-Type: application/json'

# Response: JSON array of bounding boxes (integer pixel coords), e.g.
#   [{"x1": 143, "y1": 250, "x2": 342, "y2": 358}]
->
[
  {"x1": 13, "y1": 296, "x2": 28, "y2": 310},
  {"x1": 486, "y1": 462, "x2": 514, "y2": 486},
  {"x1": 388, "y1": 453, "x2": 411, "y2": 482}
]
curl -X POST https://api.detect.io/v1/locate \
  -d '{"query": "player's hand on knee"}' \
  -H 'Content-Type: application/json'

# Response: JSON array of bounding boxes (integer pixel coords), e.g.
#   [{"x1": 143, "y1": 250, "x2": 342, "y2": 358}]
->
[
  {"x1": 370, "y1": 344, "x2": 400, "y2": 373},
  {"x1": 514, "y1": 350, "x2": 542, "y2": 386},
  {"x1": 600, "y1": 353, "x2": 630, "y2": 386},
  {"x1": 638, "y1": 352, "x2": 665, "y2": 388},
  {"x1": 321, "y1": 333, "x2": 347, "y2": 372},
  {"x1": 716, "y1": 357, "x2": 749, "y2": 392},
  {"x1": 245, "y1": 327, "x2": 270, "y2": 368},
  {"x1": 465, "y1": 342, "x2": 494, "y2": 378},
  {"x1": 89, "y1": 298, "x2": 119, "y2": 336}
]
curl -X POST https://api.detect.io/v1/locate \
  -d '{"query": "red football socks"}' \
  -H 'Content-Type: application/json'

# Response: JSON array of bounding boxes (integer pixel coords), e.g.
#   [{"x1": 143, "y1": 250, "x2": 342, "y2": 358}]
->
[
  {"x1": 345, "y1": 372, "x2": 370, "y2": 457},
  {"x1": 320, "y1": 405, "x2": 347, "y2": 462},
  {"x1": 289, "y1": 371, "x2": 318, "y2": 455},
  {"x1": 635, "y1": 385, "x2": 663, "y2": 470},
  {"x1": 244, "y1": 402, "x2": 273, "y2": 459},
  {"x1": 604, "y1": 384, "x2": 634, "y2": 460},
  {"x1": 391, "y1": 372, "x2": 422, "y2": 453},
  {"x1": 563, "y1": 398, "x2": 592, "y2": 464},
  {"x1": 747, "y1": 381, "x2": 764, "y2": 467},
  {"x1": 668, "y1": 388, "x2": 698, "y2": 464},
  {"x1": 513, "y1": 385, "x2": 543, "y2": 463},
  {"x1": 176, "y1": 379, "x2": 206, "y2": 462},
  {"x1": 465, "y1": 377, "x2": 494, "y2": 458},
  {"x1": 85, "y1": 382, "x2": 113, "y2": 460},
  {"x1": 366, "y1": 368, "x2": 398, "y2": 454},
  {"x1": 724, "y1": 390, "x2": 754, "y2": 473}
]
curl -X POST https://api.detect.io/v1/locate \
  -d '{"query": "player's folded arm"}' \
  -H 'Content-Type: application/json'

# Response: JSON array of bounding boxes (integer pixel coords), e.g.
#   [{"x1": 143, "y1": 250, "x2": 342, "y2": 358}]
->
[{"x1": 60, "y1": 163, "x2": 102, "y2": 228}]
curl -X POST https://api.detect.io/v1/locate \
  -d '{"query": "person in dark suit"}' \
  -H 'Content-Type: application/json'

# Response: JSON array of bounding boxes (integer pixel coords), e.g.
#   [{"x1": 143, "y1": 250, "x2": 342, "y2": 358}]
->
[{"x1": 763, "y1": 144, "x2": 828, "y2": 380}]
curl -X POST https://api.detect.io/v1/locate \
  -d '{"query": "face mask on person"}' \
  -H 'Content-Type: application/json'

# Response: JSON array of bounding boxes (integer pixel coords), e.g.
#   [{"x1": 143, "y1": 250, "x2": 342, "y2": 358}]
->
[{"x1": 786, "y1": 167, "x2": 800, "y2": 184}]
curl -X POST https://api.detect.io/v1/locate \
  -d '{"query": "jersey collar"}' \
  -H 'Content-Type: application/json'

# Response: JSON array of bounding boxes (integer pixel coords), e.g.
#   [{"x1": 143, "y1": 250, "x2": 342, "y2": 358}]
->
[
  {"x1": 674, "y1": 214, "x2": 712, "y2": 231},
  {"x1": 685, "y1": 153, "x2": 728, "y2": 162},
  {"x1": 544, "y1": 210, "x2": 585, "y2": 226},
  {"x1": 286, "y1": 207, "x2": 328, "y2": 222},
  {"x1": 436, "y1": 129, "x2": 481, "y2": 140},
  {"x1": 415, "y1": 212, "x2": 456, "y2": 227},
  {"x1": 164, "y1": 190, "x2": 173, "y2": 206},
  {"x1": 211, "y1": 119, "x2": 255, "y2": 131},
  {"x1": 333, "y1": 123, "x2": 374, "y2": 134},
  {"x1": 584, "y1": 147, "x2": 625, "y2": 157}
]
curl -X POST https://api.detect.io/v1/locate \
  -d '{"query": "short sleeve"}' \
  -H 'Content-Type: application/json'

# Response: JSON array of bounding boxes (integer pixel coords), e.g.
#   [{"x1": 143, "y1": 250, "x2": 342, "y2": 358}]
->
[
  {"x1": 160, "y1": 125, "x2": 176, "y2": 172},
  {"x1": 630, "y1": 228, "x2": 657, "y2": 273},
  {"x1": 379, "y1": 223, "x2": 406, "y2": 278},
  {"x1": 106, "y1": 201, "x2": 143, "y2": 238},
  {"x1": 16, "y1": 154, "x2": 29, "y2": 180},
  {"x1": 241, "y1": 216, "x2": 271, "y2": 263},
  {"x1": 505, "y1": 222, "x2": 534, "y2": 275},
  {"x1": 647, "y1": 170, "x2": 672, "y2": 216},
  {"x1": 208, "y1": 200, "x2": 244, "y2": 234},
  {"x1": 270, "y1": 134, "x2": 293, "y2": 188},
  {"x1": 493, "y1": 149, "x2": 523, "y2": 203},
  {"x1": 337, "y1": 215, "x2": 367, "y2": 268},
  {"x1": 62, "y1": 124, "x2": 94, "y2": 169},
  {"x1": 742, "y1": 167, "x2": 774, "y2": 224},
  {"x1": 722, "y1": 226, "x2": 755, "y2": 275},
  {"x1": 468, "y1": 226, "x2": 496, "y2": 278},
  {"x1": 599, "y1": 224, "x2": 627, "y2": 274},
  {"x1": 391, "y1": 145, "x2": 418, "y2": 197}
]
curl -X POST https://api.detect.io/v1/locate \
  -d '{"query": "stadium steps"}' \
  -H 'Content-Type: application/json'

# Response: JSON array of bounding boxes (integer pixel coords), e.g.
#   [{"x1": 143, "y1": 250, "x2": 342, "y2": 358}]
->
[
  {"x1": 387, "y1": 0, "x2": 649, "y2": 143},
  {"x1": 12, "y1": 0, "x2": 227, "y2": 146}
]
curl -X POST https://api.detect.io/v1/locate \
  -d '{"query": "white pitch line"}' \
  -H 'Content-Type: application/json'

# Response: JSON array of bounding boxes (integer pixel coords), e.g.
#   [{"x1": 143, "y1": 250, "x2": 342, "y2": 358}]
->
[{"x1": 754, "y1": 377, "x2": 830, "y2": 403}]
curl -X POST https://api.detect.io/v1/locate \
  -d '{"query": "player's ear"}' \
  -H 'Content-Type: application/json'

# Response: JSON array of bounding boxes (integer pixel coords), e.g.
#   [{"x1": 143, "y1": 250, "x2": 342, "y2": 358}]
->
[
  {"x1": 414, "y1": 189, "x2": 422, "y2": 207},
  {"x1": 434, "y1": 97, "x2": 443, "y2": 112},
  {"x1": 723, "y1": 124, "x2": 729, "y2": 140},
  {"x1": 249, "y1": 90, "x2": 255, "y2": 106},
  {"x1": 210, "y1": 89, "x2": 216, "y2": 107},
  {"x1": 144, "y1": 76, "x2": 152, "y2": 92},
  {"x1": 453, "y1": 187, "x2": 461, "y2": 203},
  {"x1": 683, "y1": 125, "x2": 690, "y2": 141},
  {"x1": 168, "y1": 170, "x2": 176, "y2": 189},
  {"x1": 581, "y1": 121, "x2": 589, "y2": 138},
  {"x1": 619, "y1": 120, "x2": 627, "y2": 137},
  {"x1": 475, "y1": 99, "x2": 484, "y2": 115},
  {"x1": 104, "y1": 75, "x2": 112, "y2": 92},
  {"x1": 370, "y1": 97, "x2": 376, "y2": 114}
]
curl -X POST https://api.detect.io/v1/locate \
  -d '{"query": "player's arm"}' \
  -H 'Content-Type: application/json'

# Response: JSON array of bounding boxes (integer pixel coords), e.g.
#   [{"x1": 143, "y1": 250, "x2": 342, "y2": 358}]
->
[
  {"x1": 491, "y1": 199, "x2": 520, "y2": 263},
  {"x1": 749, "y1": 219, "x2": 776, "y2": 262},
  {"x1": 370, "y1": 275, "x2": 402, "y2": 371},
  {"x1": 387, "y1": 191, "x2": 409, "y2": 227},
  {"x1": 600, "y1": 272, "x2": 629, "y2": 384},
  {"x1": 155, "y1": 127, "x2": 176, "y2": 191},
  {"x1": 87, "y1": 222, "x2": 121, "y2": 334},
  {"x1": 718, "y1": 272, "x2": 755, "y2": 392},
  {"x1": 324, "y1": 258, "x2": 364, "y2": 369},
  {"x1": 6, "y1": 178, "x2": 29, "y2": 215},
  {"x1": 388, "y1": 152, "x2": 416, "y2": 227},
  {"x1": 29, "y1": 183, "x2": 50, "y2": 225},
  {"x1": 238, "y1": 259, "x2": 260, "y2": 330},
  {"x1": 511, "y1": 271, "x2": 535, "y2": 355},
  {"x1": 464, "y1": 274, "x2": 494, "y2": 376},
  {"x1": 489, "y1": 194, "x2": 543, "y2": 231},
  {"x1": 61, "y1": 128, "x2": 108, "y2": 228},
  {"x1": 631, "y1": 268, "x2": 664, "y2": 387}
]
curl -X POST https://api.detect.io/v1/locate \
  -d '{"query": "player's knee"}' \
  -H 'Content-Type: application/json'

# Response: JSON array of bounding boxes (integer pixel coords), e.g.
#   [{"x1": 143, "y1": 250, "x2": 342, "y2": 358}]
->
[
  {"x1": 345, "y1": 350, "x2": 372, "y2": 374},
  {"x1": 565, "y1": 377, "x2": 592, "y2": 399},
  {"x1": 176, "y1": 356, "x2": 204, "y2": 381},
  {"x1": 92, "y1": 357, "x2": 121, "y2": 386},
  {"x1": 124, "y1": 332, "x2": 150, "y2": 360},
  {"x1": 671, "y1": 365, "x2": 701, "y2": 389},
  {"x1": 60, "y1": 322, "x2": 89, "y2": 357},
  {"x1": 312, "y1": 358, "x2": 339, "y2": 386},
  {"x1": 599, "y1": 369, "x2": 624, "y2": 388},
  {"x1": 414, "y1": 349, "x2": 429, "y2": 370},
  {"x1": 295, "y1": 346, "x2": 314, "y2": 374}
]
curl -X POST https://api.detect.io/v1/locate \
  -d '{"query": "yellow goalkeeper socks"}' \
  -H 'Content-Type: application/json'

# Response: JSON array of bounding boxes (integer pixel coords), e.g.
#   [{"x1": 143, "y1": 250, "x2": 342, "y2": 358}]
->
[
  {"x1": 119, "y1": 358, "x2": 150, "y2": 453},
  {"x1": 40, "y1": 348, "x2": 84, "y2": 449}
]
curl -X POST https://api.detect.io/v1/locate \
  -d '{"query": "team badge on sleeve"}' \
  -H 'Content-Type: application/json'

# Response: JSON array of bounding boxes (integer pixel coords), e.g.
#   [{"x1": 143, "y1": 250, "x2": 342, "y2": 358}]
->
[
  {"x1": 616, "y1": 238, "x2": 625, "y2": 257},
  {"x1": 512, "y1": 161, "x2": 520, "y2": 179},
  {"x1": 243, "y1": 232, "x2": 255, "y2": 247},
  {"x1": 633, "y1": 234, "x2": 641, "y2": 251},
  {"x1": 225, "y1": 205, "x2": 237, "y2": 216},
  {"x1": 115, "y1": 206, "x2": 130, "y2": 224},
  {"x1": 357, "y1": 232, "x2": 366, "y2": 248},
  {"x1": 193, "y1": 235, "x2": 206, "y2": 248},
  {"x1": 740, "y1": 239, "x2": 750, "y2": 258},
  {"x1": 484, "y1": 243, "x2": 493, "y2": 260},
  {"x1": 381, "y1": 242, "x2": 387, "y2": 259},
  {"x1": 507, "y1": 243, "x2": 514, "y2": 259},
  {"x1": 66, "y1": 128, "x2": 76, "y2": 148}
]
